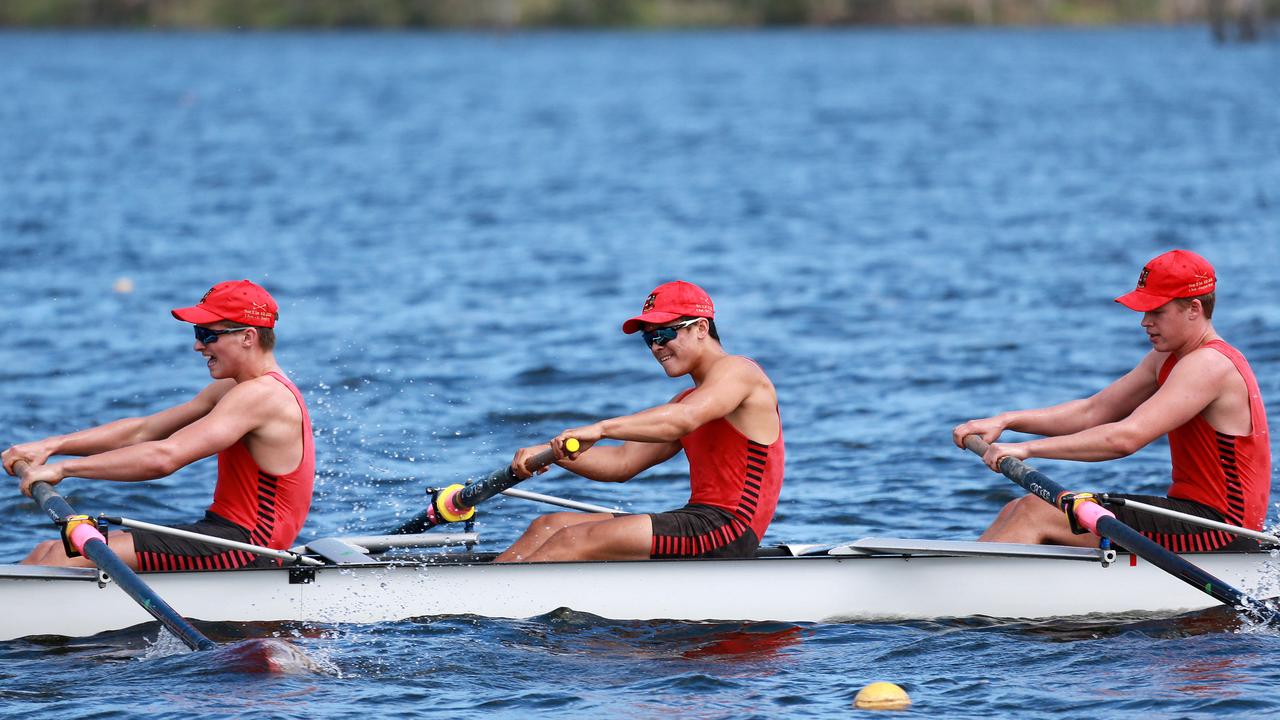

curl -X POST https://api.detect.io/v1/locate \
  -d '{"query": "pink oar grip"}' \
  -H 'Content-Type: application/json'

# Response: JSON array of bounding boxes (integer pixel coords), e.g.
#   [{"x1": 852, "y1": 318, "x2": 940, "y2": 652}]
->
[
  {"x1": 1072, "y1": 500, "x2": 1115, "y2": 536},
  {"x1": 68, "y1": 523, "x2": 105, "y2": 555}
]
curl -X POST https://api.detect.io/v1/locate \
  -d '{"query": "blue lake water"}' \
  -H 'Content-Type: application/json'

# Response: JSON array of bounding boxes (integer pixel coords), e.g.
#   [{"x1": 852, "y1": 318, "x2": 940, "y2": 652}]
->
[{"x1": 1, "y1": 27, "x2": 1279, "y2": 718}]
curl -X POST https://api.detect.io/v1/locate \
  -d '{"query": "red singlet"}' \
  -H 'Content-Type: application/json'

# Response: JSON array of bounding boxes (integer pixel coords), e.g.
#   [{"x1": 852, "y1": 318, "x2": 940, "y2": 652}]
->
[
  {"x1": 208, "y1": 372, "x2": 315, "y2": 550},
  {"x1": 676, "y1": 388, "x2": 785, "y2": 543},
  {"x1": 1159, "y1": 340, "x2": 1270, "y2": 532}
]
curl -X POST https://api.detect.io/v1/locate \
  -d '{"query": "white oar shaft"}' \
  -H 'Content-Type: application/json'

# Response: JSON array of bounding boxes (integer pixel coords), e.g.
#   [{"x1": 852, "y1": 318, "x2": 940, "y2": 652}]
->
[
  {"x1": 1115, "y1": 498, "x2": 1280, "y2": 546},
  {"x1": 116, "y1": 517, "x2": 324, "y2": 566},
  {"x1": 500, "y1": 488, "x2": 627, "y2": 515}
]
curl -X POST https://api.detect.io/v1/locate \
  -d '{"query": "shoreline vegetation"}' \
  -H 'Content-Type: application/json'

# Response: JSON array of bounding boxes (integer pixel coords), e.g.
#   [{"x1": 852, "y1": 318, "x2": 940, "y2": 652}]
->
[{"x1": 0, "y1": 0, "x2": 1274, "y2": 33}]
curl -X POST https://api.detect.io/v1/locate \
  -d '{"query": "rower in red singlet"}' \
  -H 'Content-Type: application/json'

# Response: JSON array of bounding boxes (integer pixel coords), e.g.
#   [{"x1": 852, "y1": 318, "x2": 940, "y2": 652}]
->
[
  {"x1": 952, "y1": 249, "x2": 1270, "y2": 551},
  {"x1": 4, "y1": 280, "x2": 316, "y2": 570},
  {"x1": 494, "y1": 280, "x2": 785, "y2": 563}
]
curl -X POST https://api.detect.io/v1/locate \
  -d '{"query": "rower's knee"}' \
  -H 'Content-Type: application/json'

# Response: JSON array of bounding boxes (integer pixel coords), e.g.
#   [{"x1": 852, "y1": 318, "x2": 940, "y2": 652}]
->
[
  {"x1": 525, "y1": 512, "x2": 579, "y2": 536},
  {"x1": 535, "y1": 522, "x2": 606, "y2": 559},
  {"x1": 994, "y1": 496, "x2": 1034, "y2": 519},
  {"x1": 22, "y1": 539, "x2": 66, "y2": 565},
  {"x1": 543, "y1": 519, "x2": 614, "y2": 552},
  {"x1": 1010, "y1": 495, "x2": 1051, "y2": 519},
  {"x1": 543, "y1": 524, "x2": 585, "y2": 548}
]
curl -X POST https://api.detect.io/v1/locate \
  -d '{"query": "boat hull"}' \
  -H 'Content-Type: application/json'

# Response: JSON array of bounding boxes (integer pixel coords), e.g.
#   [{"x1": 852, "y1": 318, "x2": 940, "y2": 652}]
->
[{"x1": 2, "y1": 544, "x2": 1275, "y2": 641}]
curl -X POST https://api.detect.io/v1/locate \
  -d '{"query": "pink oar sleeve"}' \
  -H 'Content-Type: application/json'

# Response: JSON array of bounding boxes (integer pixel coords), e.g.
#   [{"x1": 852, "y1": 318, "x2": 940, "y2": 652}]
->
[
  {"x1": 1073, "y1": 500, "x2": 1115, "y2": 536},
  {"x1": 68, "y1": 523, "x2": 106, "y2": 555}
]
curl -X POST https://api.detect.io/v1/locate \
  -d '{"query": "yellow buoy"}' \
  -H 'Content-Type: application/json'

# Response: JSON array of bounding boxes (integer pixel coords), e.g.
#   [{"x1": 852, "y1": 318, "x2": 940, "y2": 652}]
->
[{"x1": 854, "y1": 681, "x2": 911, "y2": 711}]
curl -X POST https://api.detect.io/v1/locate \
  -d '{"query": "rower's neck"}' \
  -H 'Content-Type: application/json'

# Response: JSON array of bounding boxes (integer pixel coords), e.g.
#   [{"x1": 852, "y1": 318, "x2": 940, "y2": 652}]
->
[
  {"x1": 233, "y1": 353, "x2": 282, "y2": 383},
  {"x1": 688, "y1": 345, "x2": 728, "y2": 385},
  {"x1": 1172, "y1": 325, "x2": 1219, "y2": 358}
]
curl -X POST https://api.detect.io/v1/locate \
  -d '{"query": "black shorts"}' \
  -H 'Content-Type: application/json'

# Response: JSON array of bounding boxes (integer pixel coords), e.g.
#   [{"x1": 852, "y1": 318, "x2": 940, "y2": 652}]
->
[
  {"x1": 1103, "y1": 494, "x2": 1261, "y2": 553},
  {"x1": 131, "y1": 511, "x2": 279, "y2": 572},
  {"x1": 647, "y1": 504, "x2": 760, "y2": 559}
]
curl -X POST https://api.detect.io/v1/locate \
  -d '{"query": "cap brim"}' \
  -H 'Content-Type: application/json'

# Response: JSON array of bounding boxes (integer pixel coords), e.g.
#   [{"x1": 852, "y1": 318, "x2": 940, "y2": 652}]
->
[
  {"x1": 171, "y1": 305, "x2": 227, "y2": 325},
  {"x1": 621, "y1": 311, "x2": 684, "y2": 334},
  {"x1": 1114, "y1": 290, "x2": 1172, "y2": 312}
]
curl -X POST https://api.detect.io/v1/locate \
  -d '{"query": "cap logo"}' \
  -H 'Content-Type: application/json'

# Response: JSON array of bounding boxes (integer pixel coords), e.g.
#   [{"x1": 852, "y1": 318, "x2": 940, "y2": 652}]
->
[
  {"x1": 642, "y1": 293, "x2": 657, "y2": 313},
  {"x1": 1136, "y1": 267, "x2": 1150, "y2": 289},
  {"x1": 1187, "y1": 272, "x2": 1213, "y2": 293},
  {"x1": 242, "y1": 301, "x2": 275, "y2": 324}
]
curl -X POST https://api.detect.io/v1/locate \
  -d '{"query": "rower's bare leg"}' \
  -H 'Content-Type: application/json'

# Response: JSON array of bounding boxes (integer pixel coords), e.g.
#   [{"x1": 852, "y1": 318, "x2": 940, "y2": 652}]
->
[
  {"x1": 518, "y1": 514, "x2": 654, "y2": 562},
  {"x1": 979, "y1": 495, "x2": 1099, "y2": 548},
  {"x1": 20, "y1": 531, "x2": 139, "y2": 569},
  {"x1": 494, "y1": 512, "x2": 615, "y2": 563}
]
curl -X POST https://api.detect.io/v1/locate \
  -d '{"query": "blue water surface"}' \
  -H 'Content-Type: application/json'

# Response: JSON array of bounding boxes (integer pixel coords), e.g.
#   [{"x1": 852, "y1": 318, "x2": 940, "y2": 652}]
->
[{"x1": 1, "y1": 27, "x2": 1279, "y2": 718}]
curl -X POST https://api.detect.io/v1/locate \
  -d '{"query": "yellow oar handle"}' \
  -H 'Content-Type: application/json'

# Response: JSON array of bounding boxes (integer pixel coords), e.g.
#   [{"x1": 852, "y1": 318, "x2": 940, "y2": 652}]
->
[{"x1": 564, "y1": 438, "x2": 580, "y2": 454}]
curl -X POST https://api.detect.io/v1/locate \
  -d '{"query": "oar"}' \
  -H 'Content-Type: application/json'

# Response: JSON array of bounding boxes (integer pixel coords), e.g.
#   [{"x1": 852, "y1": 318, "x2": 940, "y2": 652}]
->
[
  {"x1": 963, "y1": 435, "x2": 1278, "y2": 624},
  {"x1": 15, "y1": 461, "x2": 216, "y2": 651},
  {"x1": 500, "y1": 488, "x2": 627, "y2": 515},
  {"x1": 389, "y1": 439, "x2": 579, "y2": 535},
  {"x1": 1101, "y1": 496, "x2": 1280, "y2": 547},
  {"x1": 101, "y1": 514, "x2": 324, "y2": 566}
]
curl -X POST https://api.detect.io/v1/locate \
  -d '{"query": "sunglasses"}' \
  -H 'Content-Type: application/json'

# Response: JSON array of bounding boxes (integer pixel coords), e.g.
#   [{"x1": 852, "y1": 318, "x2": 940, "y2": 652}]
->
[
  {"x1": 641, "y1": 317, "x2": 702, "y2": 347},
  {"x1": 194, "y1": 325, "x2": 252, "y2": 345}
]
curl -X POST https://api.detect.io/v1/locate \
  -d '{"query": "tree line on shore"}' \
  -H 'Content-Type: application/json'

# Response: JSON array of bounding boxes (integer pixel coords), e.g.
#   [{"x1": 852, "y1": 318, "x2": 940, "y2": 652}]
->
[{"x1": 0, "y1": 0, "x2": 1273, "y2": 29}]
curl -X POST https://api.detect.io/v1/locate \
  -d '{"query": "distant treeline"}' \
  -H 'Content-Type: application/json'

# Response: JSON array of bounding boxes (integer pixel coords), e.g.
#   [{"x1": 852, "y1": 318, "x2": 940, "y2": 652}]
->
[{"x1": 0, "y1": 0, "x2": 1274, "y2": 29}]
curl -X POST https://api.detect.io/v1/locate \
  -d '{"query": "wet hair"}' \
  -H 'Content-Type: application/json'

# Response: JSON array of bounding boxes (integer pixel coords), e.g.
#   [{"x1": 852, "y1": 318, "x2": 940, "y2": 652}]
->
[
  {"x1": 680, "y1": 316, "x2": 720, "y2": 342},
  {"x1": 1175, "y1": 292, "x2": 1215, "y2": 320}
]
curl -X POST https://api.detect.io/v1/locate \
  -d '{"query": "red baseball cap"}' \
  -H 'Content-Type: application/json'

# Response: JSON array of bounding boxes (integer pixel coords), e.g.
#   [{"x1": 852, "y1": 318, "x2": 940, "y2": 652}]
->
[
  {"x1": 171, "y1": 280, "x2": 279, "y2": 328},
  {"x1": 621, "y1": 281, "x2": 715, "y2": 334},
  {"x1": 1115, "y1": 250, "x2": 1216, "y2": 312}
]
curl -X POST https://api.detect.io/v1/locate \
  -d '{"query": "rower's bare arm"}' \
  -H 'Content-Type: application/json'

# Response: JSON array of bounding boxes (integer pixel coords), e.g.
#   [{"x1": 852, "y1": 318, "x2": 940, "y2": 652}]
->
[
  {"x1": 1075, "y1": 352, "x2": 1163, "y2": 426},
  {"x1": 557, "y1": 439, "x2": 683, "y2": 483},
  {"x1": 45, "y1": 381, "x2": 269, "y2": 482},
  {"x1": 953, "y1": 353, "x2": 1160, "y2": 447},
  {"x1": 3, "y1": 381, "x2": 231, "y2": 475},
  {"x1": 1015, "y1": 352, "x2": 1227, "y2": 462},
  {"x1": 594, "y1": 358, "x2": 759, "y2": 443}
]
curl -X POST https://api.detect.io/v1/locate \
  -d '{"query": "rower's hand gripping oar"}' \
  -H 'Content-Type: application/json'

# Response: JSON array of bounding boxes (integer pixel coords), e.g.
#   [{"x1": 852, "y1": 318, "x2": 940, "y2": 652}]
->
[
  {"x1": 15, "y1": 461, "x2": 216, "y2": 651},
  {"x1": 963, "y1": 435, "x2": 1278, "y2": 624},
  {"x1": 390, "y1": 438, "x2": 580, "y2": 535}
]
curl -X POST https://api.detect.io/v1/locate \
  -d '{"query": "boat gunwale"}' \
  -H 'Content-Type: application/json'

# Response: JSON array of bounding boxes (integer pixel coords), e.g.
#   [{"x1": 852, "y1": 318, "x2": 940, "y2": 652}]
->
[{"x1": 2, "y1": 544, "x2": 1271, "y2": 581}]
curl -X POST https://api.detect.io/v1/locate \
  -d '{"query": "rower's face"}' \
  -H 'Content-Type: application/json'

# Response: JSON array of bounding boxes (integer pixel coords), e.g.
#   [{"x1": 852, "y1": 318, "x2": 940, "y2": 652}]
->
[
  {"x1": 643, "y1": 318, "x2": 703, "y2": 377},
  {"x1": 1141, "y1": 301, "x2": 1193, "y2": 351},
  {"x1": 193, "y1": 321, "x2": 249, "y2": 378}
]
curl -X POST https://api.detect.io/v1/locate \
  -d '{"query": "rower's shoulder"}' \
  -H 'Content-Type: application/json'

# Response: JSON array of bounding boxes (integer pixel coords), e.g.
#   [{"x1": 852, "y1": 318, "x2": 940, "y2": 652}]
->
[
  {"x1": 1163, "y1": 345, "x2": 1237, "y2": 385},
  {"x1": 1182, "y1": 343, "x2": 1237, "y2": 367},
  {"x1": 1138, "y1": 349, "x2": 1170, "y2": 368},
  {"x1": 713, "y1": 354, "x2": 772, "y2": 380},
  {"x1": 193, "y1": 378, "x2": 237, "y2": 406},
  {"x1": 219, "y1": 373, "x2": 296, "y2": 412}
]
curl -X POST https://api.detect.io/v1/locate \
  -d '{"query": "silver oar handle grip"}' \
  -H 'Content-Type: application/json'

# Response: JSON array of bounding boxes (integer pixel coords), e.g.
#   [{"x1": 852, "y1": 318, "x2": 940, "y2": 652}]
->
[
  {"x1": 962, "y1": 434, "x2": 989, "y2": 457},
  {"x1": 455, "y1": 438, "x2": 580, "y2": 509},
  {"x1": 962, "y1": 434, "x2": 1036, "y2": 484},
  {"x1": 519, "y1": 437, "x2": 580, "y2": 477},
  {"x1": 12, "y1": 460, "x2": 65, "y2": 522}
]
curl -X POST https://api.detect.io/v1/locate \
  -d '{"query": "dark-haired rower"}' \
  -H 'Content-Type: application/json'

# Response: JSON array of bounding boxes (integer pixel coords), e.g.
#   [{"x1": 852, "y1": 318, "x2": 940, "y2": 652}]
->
[{"x1": 496, "y1": 280, "x2": 785, "y2": 563}]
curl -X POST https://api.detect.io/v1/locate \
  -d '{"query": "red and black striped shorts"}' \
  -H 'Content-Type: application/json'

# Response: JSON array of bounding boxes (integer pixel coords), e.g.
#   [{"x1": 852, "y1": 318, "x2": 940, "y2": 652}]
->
[
  {"x1": 132, "y1": 511, "x2": 279, "y2": 572},
  {"x1": 647, "y1": 504, "x2": 760, "y2": 559},
  {"x1": 1104, "y1": 494, "x2": 1261, "y2": 553}
]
